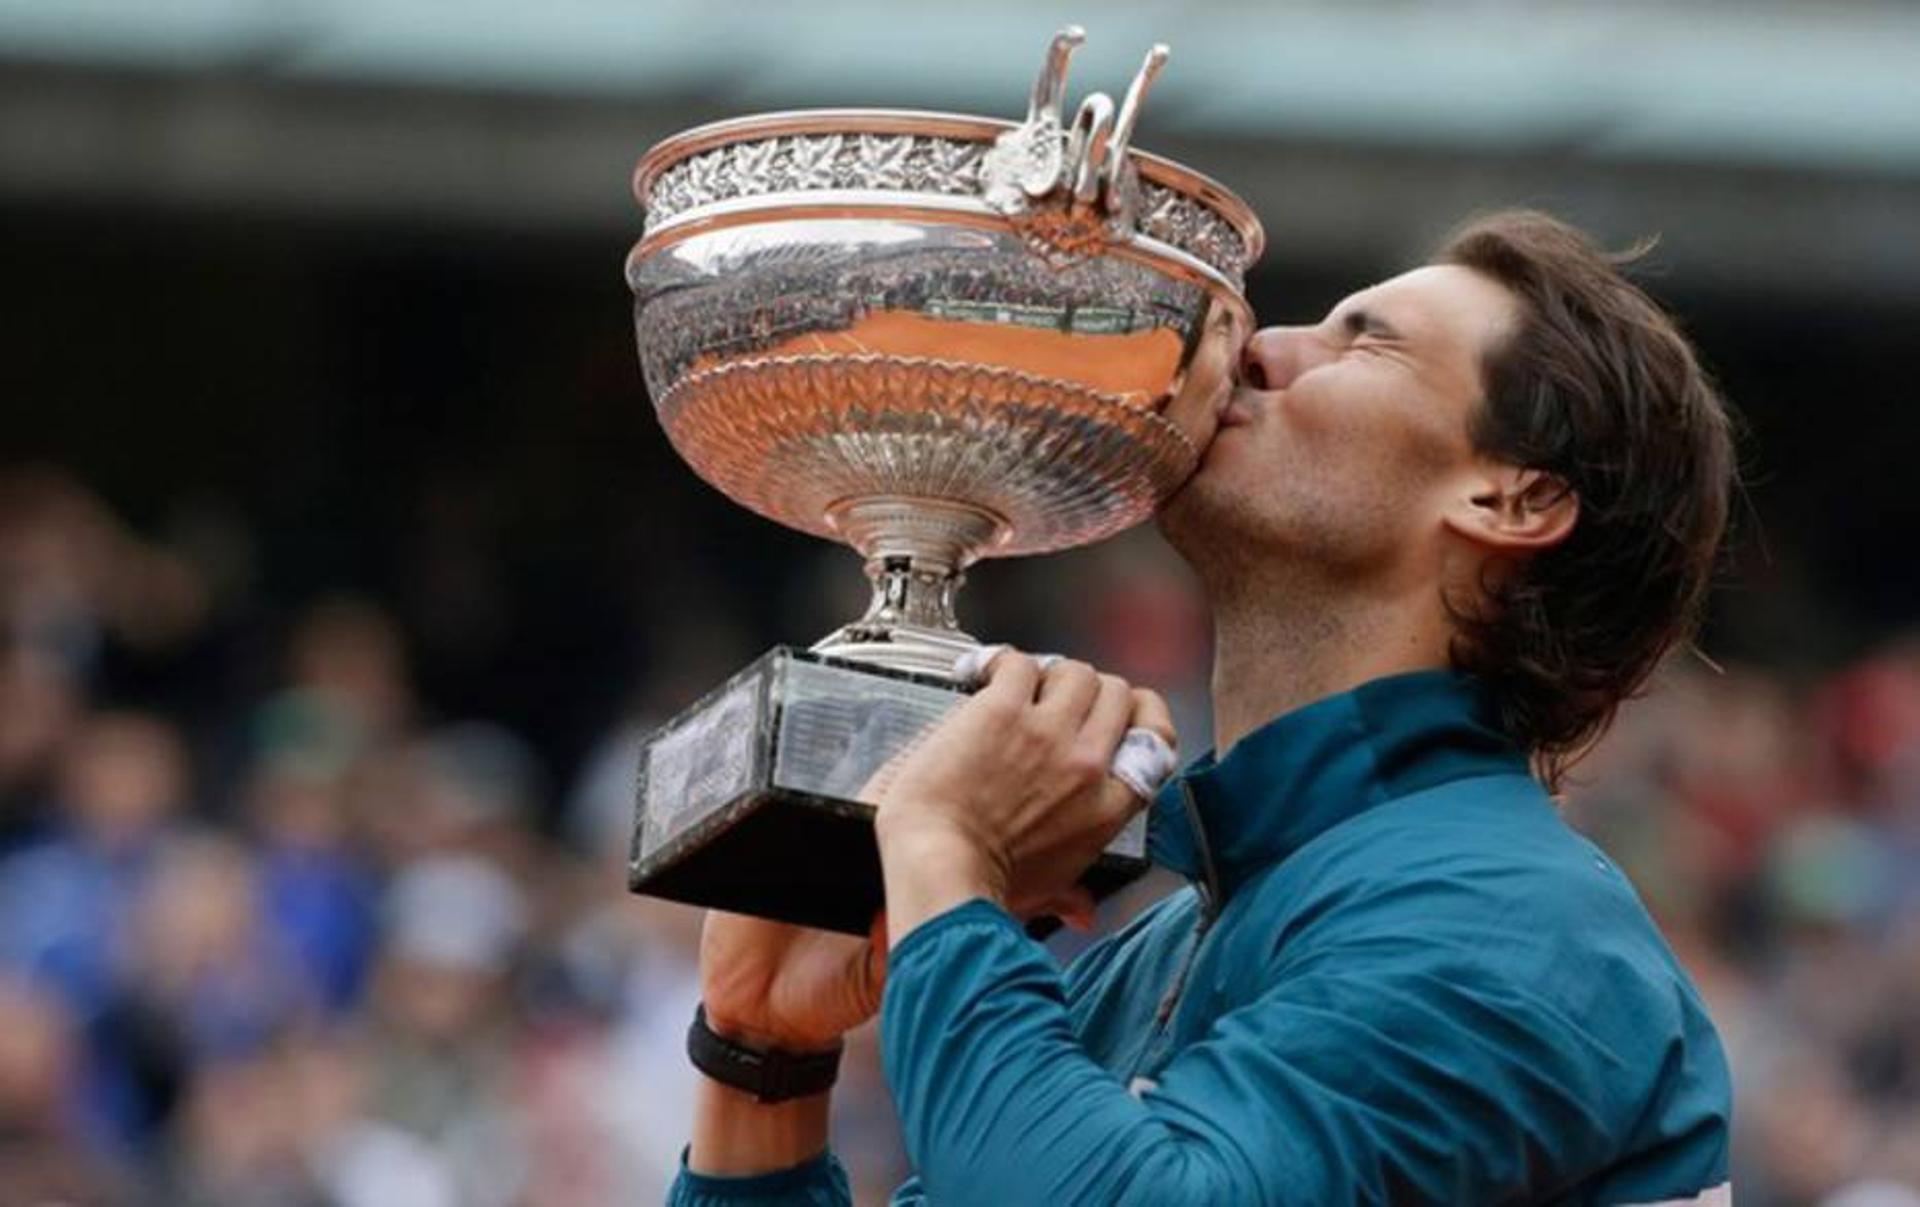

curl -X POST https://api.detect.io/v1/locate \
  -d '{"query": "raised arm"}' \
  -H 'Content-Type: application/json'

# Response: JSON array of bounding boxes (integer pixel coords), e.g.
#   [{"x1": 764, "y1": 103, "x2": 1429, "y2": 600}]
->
[
  {"x1": 666, "y1": 912, "x2": 880, "y2": 1205},
  {"x1": 671, "y1": 647, "x2": 1171, "y2": 1205}
]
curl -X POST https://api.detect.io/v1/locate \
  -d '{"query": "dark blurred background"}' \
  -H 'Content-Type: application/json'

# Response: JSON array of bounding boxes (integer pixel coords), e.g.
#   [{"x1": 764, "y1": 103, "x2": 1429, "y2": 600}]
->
[{"x1": 4, "y1": 3, "x2": 1920, "y2": 1204}]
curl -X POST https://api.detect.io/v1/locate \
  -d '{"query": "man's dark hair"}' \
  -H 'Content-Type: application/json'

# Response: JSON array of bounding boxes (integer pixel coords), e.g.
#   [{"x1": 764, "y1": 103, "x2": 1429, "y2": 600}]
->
[{"x1": 1436, "y1": 210, "x2": 1736, "y2": 789}]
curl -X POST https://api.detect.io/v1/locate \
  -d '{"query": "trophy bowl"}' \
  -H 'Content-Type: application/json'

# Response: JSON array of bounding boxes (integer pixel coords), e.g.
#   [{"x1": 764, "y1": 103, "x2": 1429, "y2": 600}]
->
[{"x1": 626, "y1": 30, "x2": 1264, "y2": 933}]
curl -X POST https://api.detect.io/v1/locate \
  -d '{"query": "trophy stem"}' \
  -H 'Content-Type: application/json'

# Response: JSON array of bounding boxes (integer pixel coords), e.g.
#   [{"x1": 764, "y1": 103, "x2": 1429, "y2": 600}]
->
[{"x1": 812, "y1": 496, "x2": 1009, "y2": 680}]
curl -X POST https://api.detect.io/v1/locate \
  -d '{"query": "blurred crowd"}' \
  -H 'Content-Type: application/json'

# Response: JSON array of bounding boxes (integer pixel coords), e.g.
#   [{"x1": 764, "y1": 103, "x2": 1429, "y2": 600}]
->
[
  {"x1": 0, "y1": 467, "x2": 769, "y2": 1207},
  {"x1": 1569, "y1": 651, "x2": 1920, "y2": 1206},
  {"x1": 2, "y1": 465, "x2": 1917, "y2": 1206}
]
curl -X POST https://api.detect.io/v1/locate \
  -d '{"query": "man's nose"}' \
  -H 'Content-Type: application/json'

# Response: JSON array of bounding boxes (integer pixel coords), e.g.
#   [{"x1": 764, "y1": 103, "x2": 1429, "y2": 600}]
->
[{"x1": 1240, "y1": 325, "x2": 1326, "y2": 391}]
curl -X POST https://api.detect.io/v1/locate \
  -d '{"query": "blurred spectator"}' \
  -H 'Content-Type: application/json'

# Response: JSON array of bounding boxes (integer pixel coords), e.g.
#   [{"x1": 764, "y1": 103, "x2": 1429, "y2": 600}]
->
[
  {"x1": 0, "y1": 976, "x2": 129, "y2": 1205},
  {"x1": 127, "y1": 836, "x2": 312, "y2": 1067},
  {"x1": 0, "y1": 646, "x2": 84, "y2": 848},
  {"x1": 538, "y1": 722, "x2": 707, "y2": 1202},
  {"x1": 352, "y1": 723, "x2": 545, "y2": 876},
  {"x1": 366, "y1": 855, "x2": 531, "y2": 1207},
  {"x1": 168, "y1": 1031, "x2": 457, "y2": 1207},
  {"x1": 0, "y1": 468, "x2": 209, "y2": 674},
  {"x1": 284, "y1": 597, "x2": 416, "y2": 747},
  {"x1": 239, "y1": 715, "x2": 378, "y2": 1014},
  {"x1": 0, "y1": 711, "x2": 193, "y2": 1150},
  {"x1": 0, "y1": 712, "x2": 187, "y2": 1008}
]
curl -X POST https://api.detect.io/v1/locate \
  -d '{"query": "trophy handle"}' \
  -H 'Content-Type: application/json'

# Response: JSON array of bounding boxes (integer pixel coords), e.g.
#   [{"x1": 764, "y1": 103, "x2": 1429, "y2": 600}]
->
[
  {"x1": 984, "y1": 31, "x2": 1178, "y2": 262},
  {"x1": 1068, "y1": 92, "x2": 1117, "y2": 210},
  {"x1": 1104, "y1": 43, "x2": 1170, "y2": 207},
  {"x1": 1025, "y1": 26, "x2": 1087, "y2": 128}
]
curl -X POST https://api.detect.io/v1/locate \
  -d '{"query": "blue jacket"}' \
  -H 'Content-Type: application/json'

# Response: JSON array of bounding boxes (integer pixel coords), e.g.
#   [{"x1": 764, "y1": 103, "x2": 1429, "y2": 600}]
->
[{"x1": 671, "y1": 671, "x2": 1732, "y2": 1205}]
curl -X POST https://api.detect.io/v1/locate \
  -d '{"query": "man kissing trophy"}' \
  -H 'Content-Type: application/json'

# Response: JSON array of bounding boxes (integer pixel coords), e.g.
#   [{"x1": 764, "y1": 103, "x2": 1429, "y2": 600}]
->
[{"x1": 626, "y1": 29, "x2": 1256, "y2": 936}]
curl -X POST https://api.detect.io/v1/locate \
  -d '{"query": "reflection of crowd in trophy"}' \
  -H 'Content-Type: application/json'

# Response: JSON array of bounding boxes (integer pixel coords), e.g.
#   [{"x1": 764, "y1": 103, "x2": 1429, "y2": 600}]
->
[{"x1": 636, "y1": 242, "x2": 1207, "y2": 394}]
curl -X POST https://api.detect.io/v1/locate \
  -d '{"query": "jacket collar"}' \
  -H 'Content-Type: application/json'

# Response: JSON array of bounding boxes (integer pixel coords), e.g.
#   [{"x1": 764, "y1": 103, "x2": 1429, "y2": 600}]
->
[{"x1": 1148, "y1": 670, "x2": 1531, "y2": 901}]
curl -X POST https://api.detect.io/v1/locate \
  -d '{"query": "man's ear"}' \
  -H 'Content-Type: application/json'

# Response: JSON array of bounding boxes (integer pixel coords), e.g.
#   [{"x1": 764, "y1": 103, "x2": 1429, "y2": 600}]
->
[{"x1": 1443, "y1": 464, "x2": 1579, "y2": 552}]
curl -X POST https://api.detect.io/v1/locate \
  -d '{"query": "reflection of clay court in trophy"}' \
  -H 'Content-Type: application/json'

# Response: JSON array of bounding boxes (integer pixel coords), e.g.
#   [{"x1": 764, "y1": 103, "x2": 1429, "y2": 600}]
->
[{"x1": 627, "y1": 29, "x2": 1265, "y2": 934}]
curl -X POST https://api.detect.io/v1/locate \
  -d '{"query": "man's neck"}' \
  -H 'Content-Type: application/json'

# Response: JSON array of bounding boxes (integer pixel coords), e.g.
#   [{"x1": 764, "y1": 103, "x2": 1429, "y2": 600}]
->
[{"x1": 1208, "y1": 574, "x2": 1453, "y2": 754}]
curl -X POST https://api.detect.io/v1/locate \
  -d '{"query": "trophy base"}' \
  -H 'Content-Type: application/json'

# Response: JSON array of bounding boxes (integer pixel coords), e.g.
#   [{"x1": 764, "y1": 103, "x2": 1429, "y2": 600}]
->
[{"x1": 629, "y1": 646, "x2": 1150, "y2": 936}]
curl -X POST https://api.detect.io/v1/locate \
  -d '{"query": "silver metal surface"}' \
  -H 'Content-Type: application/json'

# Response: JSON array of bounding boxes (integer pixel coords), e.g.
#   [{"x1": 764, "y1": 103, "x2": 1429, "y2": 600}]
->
[
  {"x1": 629, "y1": 647, "x2": 1150, "y2": 935},
  {"x1": 627, "y1": 30, "x2": 1263, "y2": 677}
]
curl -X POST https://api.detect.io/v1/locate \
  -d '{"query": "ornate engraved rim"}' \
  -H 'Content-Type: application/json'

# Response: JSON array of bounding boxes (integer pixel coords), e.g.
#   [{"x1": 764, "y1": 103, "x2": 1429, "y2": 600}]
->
[
  {"x1": 632, "y1": 108, "x2": 1264, "y2": 270},
  {"x1": 627, "y1": 197, "x2": 1257, "y2": 306}
]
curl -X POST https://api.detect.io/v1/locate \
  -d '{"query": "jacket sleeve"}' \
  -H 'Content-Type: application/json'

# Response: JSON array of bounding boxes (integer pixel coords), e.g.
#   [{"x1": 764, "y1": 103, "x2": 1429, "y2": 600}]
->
[
  {"x1": 880, "y1": 897, "x2": 1724, "y2": 1206},
  {"x1": 665, "y1": 1148, "x2": 853, "y2": 1206}
]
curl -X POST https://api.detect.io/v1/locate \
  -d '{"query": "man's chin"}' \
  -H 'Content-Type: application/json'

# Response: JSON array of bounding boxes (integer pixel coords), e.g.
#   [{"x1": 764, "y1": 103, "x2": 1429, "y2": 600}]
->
[{"x1": 1155, "y1": 463, "x2": 1225, "y2": 558}]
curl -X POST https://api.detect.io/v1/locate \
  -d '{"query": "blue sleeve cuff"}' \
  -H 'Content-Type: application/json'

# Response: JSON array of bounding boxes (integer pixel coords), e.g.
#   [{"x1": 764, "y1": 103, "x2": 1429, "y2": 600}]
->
[
  {"x1": 668, "y1": 1146, "x2": 851, "y2": 1205},
  {"x1": 890, "y1": 896, "x2": 1026, "y2": 964}
]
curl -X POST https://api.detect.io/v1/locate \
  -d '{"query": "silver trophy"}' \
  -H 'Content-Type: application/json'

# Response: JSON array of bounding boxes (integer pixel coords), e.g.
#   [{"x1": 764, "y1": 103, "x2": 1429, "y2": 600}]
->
[{"x1": 627, "y1": 29, "x2": 1262, "y2": 934}]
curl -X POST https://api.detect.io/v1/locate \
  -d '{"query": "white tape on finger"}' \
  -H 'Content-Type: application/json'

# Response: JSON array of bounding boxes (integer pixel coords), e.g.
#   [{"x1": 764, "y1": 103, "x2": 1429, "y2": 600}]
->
[
  {"x1": 950, "y1": 648, "x2": 1175, "y2": 797},
  {"x1": 950, "y1": 644, "x2": 1006, "y2": 685},
  {"x1": 1111, "y1": 727, "x2": 1179, "y2": 800},
  {"x1": 951, "y1": 645, "x2": 1060, "y2": 686}
]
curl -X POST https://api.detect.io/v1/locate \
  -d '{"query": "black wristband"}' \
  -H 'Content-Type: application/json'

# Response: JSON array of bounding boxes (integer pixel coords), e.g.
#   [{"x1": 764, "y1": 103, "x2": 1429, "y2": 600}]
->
[{"x1": 687, "y1": 1004, "x2": 843, "y2": 1104}]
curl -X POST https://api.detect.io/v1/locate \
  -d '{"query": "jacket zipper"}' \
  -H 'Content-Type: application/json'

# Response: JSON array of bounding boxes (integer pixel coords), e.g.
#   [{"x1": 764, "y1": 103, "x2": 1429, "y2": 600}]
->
[{"x1": 1146, "y1": 779, "x2": 1224, "y2": 1039}]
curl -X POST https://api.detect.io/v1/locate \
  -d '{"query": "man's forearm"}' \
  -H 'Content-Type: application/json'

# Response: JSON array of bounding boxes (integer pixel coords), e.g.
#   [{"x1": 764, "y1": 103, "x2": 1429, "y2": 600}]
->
[
  {"x1": 676, "y1": 798, "x2": 1012, "y2": 1182},
  {"x1": 687, "y1": 1074, "x2": 832, "y2": 1177},
  {"x1": 678, "y1": 826, "x2": 992, "y2": 1184}
]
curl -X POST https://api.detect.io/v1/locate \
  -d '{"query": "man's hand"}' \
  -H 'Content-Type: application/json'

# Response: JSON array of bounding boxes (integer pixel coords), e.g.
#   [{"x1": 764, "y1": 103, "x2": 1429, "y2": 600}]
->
[
  {"x1": 688, "y1": 912, "x2": 886, "y2": 1177},
  {"x1": 699, "y1": 910, "x2": 885, "y2": 1054},
  {"x1": 872, "y1": 651, "x2": 1175, "y2": 949},
  {"x1": 683, "y1": 651, "x2": 1169, "y2": 1177}
]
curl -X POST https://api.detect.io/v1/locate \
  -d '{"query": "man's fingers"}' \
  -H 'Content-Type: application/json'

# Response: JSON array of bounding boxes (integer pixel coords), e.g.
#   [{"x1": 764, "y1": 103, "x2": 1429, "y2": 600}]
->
[
  {"x1": 971, "y1": 647, "x2": 1042, "y2": 705},
  {"x1": 1035, "y1": 659, "x2": 1101, "y2": 728},
  {"x1": 1078, "y1": 672, "x2": 1134, "y2": 758},
  {"x1": 1108, "y1": 731, "x2": 1177, "y2": 803},
  {"x1": 1086, "y1": 780, "x2": 1150, "y2": 852},
  {"x1": 1127, "y1": 687, "x2": 1176, "y2": 745},
  {"x1": 1105, "y1": 688, "x2": 1178, "y2": 800},
  {"x1": 953, "y1": 644, "x2": 1059, "y2": 687}
]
